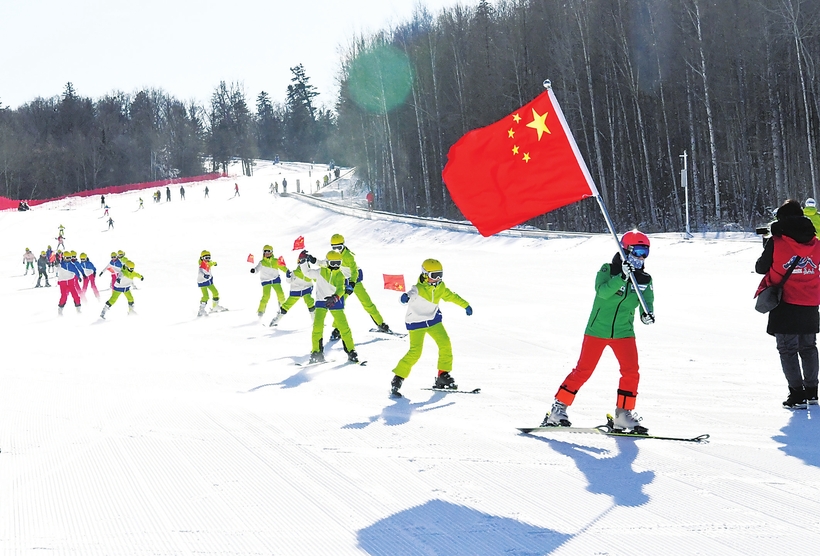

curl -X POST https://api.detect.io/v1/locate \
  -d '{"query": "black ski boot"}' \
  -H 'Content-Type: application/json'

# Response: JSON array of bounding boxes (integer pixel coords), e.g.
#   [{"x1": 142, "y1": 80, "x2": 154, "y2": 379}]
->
[
  {"x1": 330, "y1": 328, "x2": 341, "y2": 341},
  {"x1": 377, "y1": 322, "x2": 391, "y2": 333},
  {"x1": 309, "y1": 351, "x2": 325, "y2": 364},
  {"x1": 783, "y1": 387, "x2": 808, "y2": 409},
  {"x1": 434, "y1": 371, "x2": 457, "y2": 389},
  {"x1": 391, "y1": 375, "x2": 404, "y2": 396},
  {"x1": 347, "y1": 350, "x2": 359, "y2": 363},
  {"x1": 806, "y1": 385, "x2": 818, "y2": 405}
]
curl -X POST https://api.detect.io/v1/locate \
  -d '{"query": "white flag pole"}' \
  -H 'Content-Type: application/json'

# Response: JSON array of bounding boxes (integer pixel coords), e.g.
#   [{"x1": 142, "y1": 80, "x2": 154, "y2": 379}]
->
[{"x1": 545, "y1": 80, "x2": 651, "y2": 315}]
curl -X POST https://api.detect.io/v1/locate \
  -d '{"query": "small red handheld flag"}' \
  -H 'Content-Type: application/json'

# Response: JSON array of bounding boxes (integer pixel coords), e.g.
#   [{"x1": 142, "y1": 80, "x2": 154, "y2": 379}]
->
[
  {"x1": 383, "y1": 274, "x2": 406, "y2": 292},
  {"x1": 247, "y1": 254, "x2": 254, "y2": 263},
  {"x1": 442, "y1": 88, "x2": 598, "y2": 236},
  {"x1": 277, "y1": 255, "x2": 286, "y2": 266},
  {"x1": 293, "y1": 236, "x2": 305, "y2": 250}
]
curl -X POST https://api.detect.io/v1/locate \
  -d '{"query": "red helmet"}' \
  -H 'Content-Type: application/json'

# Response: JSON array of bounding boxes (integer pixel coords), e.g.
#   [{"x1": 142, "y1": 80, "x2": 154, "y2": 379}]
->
[{"x1": 620, "y1": 230, "x2": 650, "y2": 249}]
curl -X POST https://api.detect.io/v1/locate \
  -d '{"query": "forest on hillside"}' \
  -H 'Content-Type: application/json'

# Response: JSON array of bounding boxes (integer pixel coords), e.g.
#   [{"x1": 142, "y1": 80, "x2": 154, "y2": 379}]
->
[
  {"x1": 333, "y1": 0, "x2": 820, "y2": 232},
  {"x1": 2, "y1": 0, "x2": 820, "y2": 233}
]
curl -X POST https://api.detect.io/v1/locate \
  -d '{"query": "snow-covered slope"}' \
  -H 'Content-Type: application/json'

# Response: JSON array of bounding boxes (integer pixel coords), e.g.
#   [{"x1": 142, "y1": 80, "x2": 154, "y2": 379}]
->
[{"x1": 1, "y1": 161, "x2": 819, "y2": 555}]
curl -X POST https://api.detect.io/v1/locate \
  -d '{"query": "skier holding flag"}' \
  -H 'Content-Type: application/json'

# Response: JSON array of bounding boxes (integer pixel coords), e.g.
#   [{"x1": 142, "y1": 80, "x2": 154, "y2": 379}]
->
[
  {"x1": 540, "y1": 231, "x2": 655, "y2": 432},
  {"x1": 442, "y1": 81, "x2": 655, "y2": 430}
]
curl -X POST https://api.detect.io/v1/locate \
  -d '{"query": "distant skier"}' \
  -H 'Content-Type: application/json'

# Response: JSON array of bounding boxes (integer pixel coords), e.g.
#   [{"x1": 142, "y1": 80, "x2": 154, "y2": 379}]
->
[
  {"x1": 103, "y1": 205, "x2": 110, "y2": 216},
  {"x1": 328, "y1": 233, "x2": 391, "y2": 340},
  {"x1": 541, "y1": 231, "x2": 655, "y2": 433},
  {"x1": 23, "y1": 248, "x2": 36, "y2": 275},
  {"x1": 366, "y1": 191, "x2": 374, "y2": 211},
  {"x1": 234, "y1": 183, "x2": 240, "y2": 197},
  {"x1": 282, "y1": 178, "x2": 287, "y2": 194},
  {"x1": 138, "y1": 198, "x2": 144, "y2": 210},
  {"x1": 179, "y1": 185, "x2": 186, "y2": 200},
  {"x1": 389, "y1": 259, "x2": 472, "y2": 397},
  {"x1": 56, "y1": 252, "x2": 83, "y2": 315},
  {"x1": 302, "y1": 250, "x2": 358, "y2": 364},
  {"x1": 36, "y1": 251, "x2": 50, "y2": 287},
  {"x1": 204, "y1": 186, "x2": 209, "y2": 198},
  {"x1": 249, "y1": 244, "x2": 287, "y2": 318},
  {"x1": 107, "y1": 217, "x2": 114, "y2": 229},
  {"x1": 269, "y1": 250, "x2": 316, "y2": 326},
  {"x1": 803, "y1": 198, "x2": 820, "y2": 238},
  {"x1": 197, "y1": 250, "x2": 226, "y2": 316},
  {"x1": 55, "y1": 234, "x2": 66, "y2": 250},
  {"x1": 79, "y1": 252, "x2": 100, "y2": 299},
  {"x1": 100, "y1": 194, "x2": 106, "y2": 208},
  {"x1": 100, "y1": 259, "x2": 143, "y2": 318},
  {"x1": 166, "y1": 186, "x2": 171, "y2": 201}
]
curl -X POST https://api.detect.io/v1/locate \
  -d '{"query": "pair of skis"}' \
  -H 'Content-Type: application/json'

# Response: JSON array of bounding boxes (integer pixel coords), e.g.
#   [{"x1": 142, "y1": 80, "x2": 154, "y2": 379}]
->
[{"x1": 518, "y1": 414, "x2": 709, "y2": 443}]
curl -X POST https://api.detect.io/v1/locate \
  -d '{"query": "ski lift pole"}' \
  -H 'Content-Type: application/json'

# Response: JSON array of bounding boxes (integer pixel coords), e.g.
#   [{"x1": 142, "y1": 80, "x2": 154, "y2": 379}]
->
[{"x1": 594, "y1": 195, "x2": 651, "y2": 315}]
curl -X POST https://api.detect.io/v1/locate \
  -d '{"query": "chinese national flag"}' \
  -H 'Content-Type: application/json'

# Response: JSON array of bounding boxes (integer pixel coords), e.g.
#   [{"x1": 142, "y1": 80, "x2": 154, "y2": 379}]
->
[
  {"x1": 247, "y1": 254, "x2": 254, "y2": 263},
  {"x1": 383, "y1": 274, "x2": 406, "y2": 292},
  {"x1": 442, "y1": 88, "x2": 598, "y2": 237},
  {"x1": 293, "y1": 236, "x2": 305, "y2": 250}
]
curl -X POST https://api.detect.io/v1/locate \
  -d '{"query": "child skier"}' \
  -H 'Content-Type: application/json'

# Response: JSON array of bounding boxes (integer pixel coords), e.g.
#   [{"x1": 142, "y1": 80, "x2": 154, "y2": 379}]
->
[
  {"x1": 541, "y1": 231, "x2": 655, "y2": 433},
  {"x1": 100, "y1": 259, "x2": 143, "y2": 318},
  {"x1": 67, "y1": 251, "x2": 84, "y2": 302},
  {"x1": 302, "y1": 250, "x2": 358, "y2": 363},
  {"x1": 79, "y1": 253, "x2": 100, "y2": 299},
  {"x1": 23, "y1": 248, "x2": 36, "y2": 275},
  {"x1": 269, "y1": 250, "x2": 316, "y2": 326},
  {"x1": 328, "y1": 233, "x2": 391, "y2": 340},
  {"x1": 36, "y1": 251, "x2": 50, "y2": 287},
  {"x1": 100, "y1": 252, "x2": 123, "y2": 290},
  {"x1": 389, "y1": 259, "x2": 472, "y2": 397},
  {"x1": 56, "y1": 252, "x2": 83, "y2": 315},
  {"x1": 249, "y1": 245, "x2": 288, "y2": 318},
  {"x1": 198, "y1": 250, "x2": 226, "y2": 316}
]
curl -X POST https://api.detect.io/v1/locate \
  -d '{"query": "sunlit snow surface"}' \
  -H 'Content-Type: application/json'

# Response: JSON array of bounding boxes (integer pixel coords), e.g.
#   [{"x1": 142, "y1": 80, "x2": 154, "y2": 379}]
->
[{"x1": 2, "y1": 161, "x2": 819, "y2": 555}]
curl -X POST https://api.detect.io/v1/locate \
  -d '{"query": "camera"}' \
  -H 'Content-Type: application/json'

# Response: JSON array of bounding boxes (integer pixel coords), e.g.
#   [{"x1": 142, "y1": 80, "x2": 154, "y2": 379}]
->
[{"x1": 755, "y1": 226, "x2": 770, "y2": 236}]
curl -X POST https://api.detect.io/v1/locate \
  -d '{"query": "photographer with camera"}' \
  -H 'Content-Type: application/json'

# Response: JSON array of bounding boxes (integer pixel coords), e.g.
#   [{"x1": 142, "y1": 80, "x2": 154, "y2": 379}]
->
[{"x1": 755, "y1": 199, "x2": 820, "y2": 409}]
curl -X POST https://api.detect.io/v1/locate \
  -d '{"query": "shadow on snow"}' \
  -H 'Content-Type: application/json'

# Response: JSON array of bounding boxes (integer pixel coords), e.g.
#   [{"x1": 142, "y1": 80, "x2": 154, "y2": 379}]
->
[{"x1": 773, "y1": 409, "x2": 820, "y2": 468}]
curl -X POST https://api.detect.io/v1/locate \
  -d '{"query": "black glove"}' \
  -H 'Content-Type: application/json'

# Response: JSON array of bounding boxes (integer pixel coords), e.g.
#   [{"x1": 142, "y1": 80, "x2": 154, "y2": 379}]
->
[
  {"x1": 308, "y1": 255, "x2": 317, "y2": 264},
  {"x1": 98, "y1": 271, "x2": 104, "y2": 277},
  {"x1": 250, "y1": 268, "x2": 256, "y2": 273},
  {"x1": 641, "y1": 312, "x2": 655, "y2": 325},
  {"x1": 345, "y1": 283, "x2": 354, "y2": 295},
  {"x1": 140, "y1": 276, "x2": 144, "y2": 281},
  {"x1": 325, "y1": 294, "x2": 340, "y2": 307}
]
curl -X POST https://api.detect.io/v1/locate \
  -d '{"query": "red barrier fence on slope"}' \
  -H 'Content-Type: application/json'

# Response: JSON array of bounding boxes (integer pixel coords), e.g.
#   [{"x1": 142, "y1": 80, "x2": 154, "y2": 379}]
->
[{"x1": 0, "y1": 173, "x2": 224, "y2": 211}]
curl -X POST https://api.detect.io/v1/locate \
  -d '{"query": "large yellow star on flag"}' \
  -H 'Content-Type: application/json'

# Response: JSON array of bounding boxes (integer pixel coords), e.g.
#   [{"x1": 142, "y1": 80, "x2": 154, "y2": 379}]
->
[{"x1": 526, "y1": 108, "x2": 550, "y2": 140}]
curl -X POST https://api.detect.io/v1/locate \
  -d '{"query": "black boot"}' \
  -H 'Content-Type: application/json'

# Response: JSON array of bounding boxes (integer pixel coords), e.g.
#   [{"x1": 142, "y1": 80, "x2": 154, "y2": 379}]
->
[
  {"x1": 434, "y1": 372, "x2": 457, "y2": 389},
  {"x1": 783, "y1": 387, "x2": 808, "y2": 409},
  {"x1": 391, "y1": 375, "x2": 404, "y2": 396},
  {"x1": 806, "y1": 385, "x2": 818, "y2": 405},
  {"x1": 347, "y1": 350, "x2": 359, "y2": 363},
  {"x1": 330, "y1": 328, "x2": 341, "y2": 341}
]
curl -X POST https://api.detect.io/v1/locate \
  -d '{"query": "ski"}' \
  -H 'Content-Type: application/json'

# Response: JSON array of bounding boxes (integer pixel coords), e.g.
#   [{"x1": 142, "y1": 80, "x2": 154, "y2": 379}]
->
[
  {"x1": 422, "y1": 387, "x2": 481, "y2": 394},
  {"x1": 517, "y1": 424, "x2": 709, "y2": 443},
  {"x1": 295, "y1": 358, "x2": 337, "y2": 367},
  {"x1": 369, "y1": 328, "x2": 408, "y2": 338}
]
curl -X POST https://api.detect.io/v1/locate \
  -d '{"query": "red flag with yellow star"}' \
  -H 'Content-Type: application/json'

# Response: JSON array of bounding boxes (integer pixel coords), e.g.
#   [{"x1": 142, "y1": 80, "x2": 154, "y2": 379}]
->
[{"x1": 442, "y1": 88, "x2": 598, "y2": 236}]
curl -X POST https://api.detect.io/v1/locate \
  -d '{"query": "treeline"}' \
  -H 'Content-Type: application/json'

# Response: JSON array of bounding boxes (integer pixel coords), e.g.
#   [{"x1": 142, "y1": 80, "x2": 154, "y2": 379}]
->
[
  {"x1": 0, "y1": 64, "x2": 334, "y2": 201},
  {"x1": 332, "y1": 0, "x2": 820, "y2": 232}
]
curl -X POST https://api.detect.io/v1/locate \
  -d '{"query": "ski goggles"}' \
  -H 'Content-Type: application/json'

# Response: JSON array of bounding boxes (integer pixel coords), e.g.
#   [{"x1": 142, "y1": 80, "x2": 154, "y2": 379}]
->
[
  {"x1": 630, "y1": 245, "x2": 650, "y2": 258},
  {"x1": 331, "y1": 244, "x2": 344, "y2": 251},
  {"x1": 327, "y1": 259, "x2": 342, "y2": 268},
  {"x1": 263, "y1": 250, "x2": 272, "y2": 255},
  {"x1": 202, "y1": 256, "x2": 211, "y2": 261},
  {"x1": 426, "y1": 271, "x2": 443, "y2": 281}
]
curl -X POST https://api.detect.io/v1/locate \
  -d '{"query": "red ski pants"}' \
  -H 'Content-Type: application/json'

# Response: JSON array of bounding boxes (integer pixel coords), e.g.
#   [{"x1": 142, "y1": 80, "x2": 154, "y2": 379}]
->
[
  {"x1": 58, "y1": 280, "x2": 80, "y2": 307},
  {"x1": 82, "y1": 273, "x2": 99, "y2": 297},
  {"x1": 555, "y1": 335, "x2": 640, "y2": 410}
]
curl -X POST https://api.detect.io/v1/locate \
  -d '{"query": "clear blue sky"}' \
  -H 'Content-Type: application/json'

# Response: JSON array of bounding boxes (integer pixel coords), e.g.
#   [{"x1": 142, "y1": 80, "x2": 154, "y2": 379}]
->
[{"x1": 1, "y1": 0, "x2": 468, "y2": 110}]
